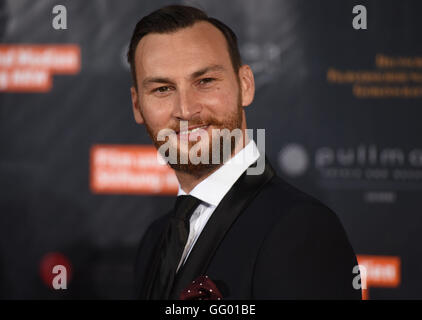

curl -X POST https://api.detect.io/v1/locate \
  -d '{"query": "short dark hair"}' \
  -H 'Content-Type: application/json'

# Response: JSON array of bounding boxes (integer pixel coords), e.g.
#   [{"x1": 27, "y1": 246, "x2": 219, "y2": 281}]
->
[{"x1": 127, "y1": 5, "x2": 242, "y2": 87}]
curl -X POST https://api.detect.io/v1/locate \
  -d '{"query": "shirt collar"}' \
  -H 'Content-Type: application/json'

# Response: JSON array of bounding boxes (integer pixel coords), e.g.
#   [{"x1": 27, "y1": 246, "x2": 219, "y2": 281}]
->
[{"x1": 177, "y1": 140, "x2": 260, "y2": 207}]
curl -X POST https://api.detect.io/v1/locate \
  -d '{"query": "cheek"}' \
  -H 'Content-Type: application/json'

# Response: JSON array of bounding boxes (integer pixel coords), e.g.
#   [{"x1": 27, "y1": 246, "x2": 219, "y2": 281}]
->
[
  {"x1": 202, "y1": 87, "x2": 239, "y2": 118},
  {"x1": 140, "y1": 98, "x2": 173, "y2": 129}
]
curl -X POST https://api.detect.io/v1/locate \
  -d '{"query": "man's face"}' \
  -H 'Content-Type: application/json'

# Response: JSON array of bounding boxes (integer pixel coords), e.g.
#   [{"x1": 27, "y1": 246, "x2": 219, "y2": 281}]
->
[{"x1": 131, "y1": 21, "x2": 254, "y2": 174}]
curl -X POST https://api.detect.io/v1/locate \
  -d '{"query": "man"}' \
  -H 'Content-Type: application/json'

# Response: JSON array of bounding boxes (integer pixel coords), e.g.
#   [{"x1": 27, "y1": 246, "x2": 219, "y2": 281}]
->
[{"x1": 128, "y1": 5, "x2": 361, "y2": 300}]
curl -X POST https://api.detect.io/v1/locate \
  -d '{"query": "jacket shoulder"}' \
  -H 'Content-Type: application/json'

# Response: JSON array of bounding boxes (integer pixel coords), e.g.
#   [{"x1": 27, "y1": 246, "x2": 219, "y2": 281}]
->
[
  {"x1": 252, "y1": 174, "x2": 330, "y2": 218},
  {"x1": 250, "y1": 175, "x2": 360, "y2": 299}
]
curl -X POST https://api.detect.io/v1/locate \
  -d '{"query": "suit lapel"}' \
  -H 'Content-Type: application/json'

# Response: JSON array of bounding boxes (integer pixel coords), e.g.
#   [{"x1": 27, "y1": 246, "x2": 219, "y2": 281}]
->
[{"x1": 169, "y1": 157, "x2": 275, "y2": 299}]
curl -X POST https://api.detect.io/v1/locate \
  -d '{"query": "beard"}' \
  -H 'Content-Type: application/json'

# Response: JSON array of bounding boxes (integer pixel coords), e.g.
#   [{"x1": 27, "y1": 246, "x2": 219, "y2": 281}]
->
[{"x1": 144, "y1": 97, "x2": 243, "y2": 177}]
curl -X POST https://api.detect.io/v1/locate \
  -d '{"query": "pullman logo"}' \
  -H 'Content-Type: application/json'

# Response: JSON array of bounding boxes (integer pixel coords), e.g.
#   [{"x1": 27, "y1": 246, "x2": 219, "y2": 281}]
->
[
  {"x1": 278, "y1": 143, "x2": 309, "y2": 177},
  {"x1": 278, "y1": 143, "x2": 422, "y2": 197}
]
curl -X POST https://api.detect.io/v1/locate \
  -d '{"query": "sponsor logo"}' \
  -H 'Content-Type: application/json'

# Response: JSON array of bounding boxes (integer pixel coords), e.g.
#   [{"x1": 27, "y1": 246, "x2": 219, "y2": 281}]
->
[
  {"x1": 90, "y1": 145, "x2": 178, "y2": 195},
  {"x1": 279, "y1": 143, "x2": 422, "y2": 201},
  {"x1": 278, "y1": 143, "x2": 309, "y2": 177},
  {"x1": 356, "y1": 255, "x2": 401, "y2": 299},
  {"x1": 0, "y1": 45, "x2": 80, "y2": 92}
]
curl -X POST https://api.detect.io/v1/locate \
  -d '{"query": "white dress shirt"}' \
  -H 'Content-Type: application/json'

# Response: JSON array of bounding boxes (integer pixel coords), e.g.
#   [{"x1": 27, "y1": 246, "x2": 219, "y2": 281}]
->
[{"x1": 176, "y1": 140, "x2": 260, "y2": 272}]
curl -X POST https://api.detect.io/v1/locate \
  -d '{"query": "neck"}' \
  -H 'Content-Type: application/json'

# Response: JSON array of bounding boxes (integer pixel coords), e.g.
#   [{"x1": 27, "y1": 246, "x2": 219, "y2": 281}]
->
[{"x1": 176, "y1": 128, "x2": 250, "y2": 194}]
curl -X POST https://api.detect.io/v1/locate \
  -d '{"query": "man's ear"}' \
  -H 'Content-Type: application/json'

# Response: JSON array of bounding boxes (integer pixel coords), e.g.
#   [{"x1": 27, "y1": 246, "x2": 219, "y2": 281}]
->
[
  {"x1": 238, "y1": 65, "x2": 255, "y2": 107},
  {"x1": 130, "y1": 86, "x2": 144, "y2": 124}
]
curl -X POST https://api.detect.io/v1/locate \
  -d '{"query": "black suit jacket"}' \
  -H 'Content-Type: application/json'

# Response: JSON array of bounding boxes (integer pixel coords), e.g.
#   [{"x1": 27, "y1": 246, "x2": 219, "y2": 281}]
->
[{"x1": 134, "y1": 158, "x2": 361, "y2": 299}]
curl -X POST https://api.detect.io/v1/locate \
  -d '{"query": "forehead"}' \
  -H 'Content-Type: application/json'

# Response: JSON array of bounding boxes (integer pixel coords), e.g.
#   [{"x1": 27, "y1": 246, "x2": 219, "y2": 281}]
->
[{"x1": 134, "y1": 21, "x2": 233, "y2": 78}]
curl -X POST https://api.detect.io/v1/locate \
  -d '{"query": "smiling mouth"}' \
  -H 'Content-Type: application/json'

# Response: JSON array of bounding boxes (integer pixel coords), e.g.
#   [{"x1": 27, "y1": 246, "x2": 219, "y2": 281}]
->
[{"x1": 176, "y1": 125, "x2": 209, "y2": 135}]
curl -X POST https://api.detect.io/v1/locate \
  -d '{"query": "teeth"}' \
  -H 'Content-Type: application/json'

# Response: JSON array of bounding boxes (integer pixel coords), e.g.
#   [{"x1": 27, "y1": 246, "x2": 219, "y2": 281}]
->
[{"x1": 180, "y1": 126, "x2": 207, "y2": 134}]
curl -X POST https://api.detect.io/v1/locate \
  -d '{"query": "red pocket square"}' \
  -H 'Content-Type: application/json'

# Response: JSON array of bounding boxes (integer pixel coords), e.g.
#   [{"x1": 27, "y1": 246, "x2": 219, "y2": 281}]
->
[{"x1": 179, "y1": 275, "x2": 223, "y2": 300}]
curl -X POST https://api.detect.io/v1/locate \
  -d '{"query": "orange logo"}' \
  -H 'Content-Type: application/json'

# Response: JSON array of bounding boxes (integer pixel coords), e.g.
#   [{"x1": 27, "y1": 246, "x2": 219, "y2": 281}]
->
[
  {"x1": 90, "y1": 145, "x2": 178, "y2": 195},
  {"x1": 0, "y1": 45, "x2": 80, "y2": 92},
  {"x1": 356, "y1": 255, "x2": 401, "y2": 299}
]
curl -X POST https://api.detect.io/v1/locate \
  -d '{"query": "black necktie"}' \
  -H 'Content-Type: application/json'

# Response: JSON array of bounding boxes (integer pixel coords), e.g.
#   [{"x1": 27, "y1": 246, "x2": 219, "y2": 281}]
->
[{"x1": 150, "y1": 195, "x2": 201, "y2": 299}]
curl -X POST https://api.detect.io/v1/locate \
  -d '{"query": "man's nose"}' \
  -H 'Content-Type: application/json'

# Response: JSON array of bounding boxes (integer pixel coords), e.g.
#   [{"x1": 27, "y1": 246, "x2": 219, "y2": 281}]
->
[{"x1": 173, "y1": 87, "x2": 201, "y2": 120}]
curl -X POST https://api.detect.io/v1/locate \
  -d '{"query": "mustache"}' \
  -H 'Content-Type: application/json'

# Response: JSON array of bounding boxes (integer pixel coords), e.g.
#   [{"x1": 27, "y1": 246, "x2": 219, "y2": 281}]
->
[{"x1": 166, "y1": 117, "x2": 220, "y2": 133}]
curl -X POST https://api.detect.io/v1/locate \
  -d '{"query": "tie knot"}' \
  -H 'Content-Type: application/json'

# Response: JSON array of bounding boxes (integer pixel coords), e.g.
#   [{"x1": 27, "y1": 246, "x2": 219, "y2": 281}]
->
[{"x1": 173, "y1": 195, "x2": 201, "y2": 222}]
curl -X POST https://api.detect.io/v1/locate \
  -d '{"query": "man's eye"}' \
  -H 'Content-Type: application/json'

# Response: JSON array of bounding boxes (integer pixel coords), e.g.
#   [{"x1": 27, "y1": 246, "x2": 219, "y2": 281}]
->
[
  {"x1": 199, "y1": 78, "x2": 215, "y2": 85},
  {"x1": 154, "y1": 86, "x2": 171, "y2": 93}
]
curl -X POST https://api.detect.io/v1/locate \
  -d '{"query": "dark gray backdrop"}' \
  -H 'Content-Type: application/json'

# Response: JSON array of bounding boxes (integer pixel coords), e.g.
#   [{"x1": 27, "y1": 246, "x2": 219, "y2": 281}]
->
[{"x1": 0, "y1": 0, "x2": 421, "y2": 299}]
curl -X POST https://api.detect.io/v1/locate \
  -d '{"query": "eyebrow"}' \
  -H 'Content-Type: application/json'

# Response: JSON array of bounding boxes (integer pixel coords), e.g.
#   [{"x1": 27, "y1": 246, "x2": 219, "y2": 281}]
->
[
  {"x1": 142, "y1": 64, "x2": 226, "y2": 88},
  {"x1": 191, "y1": 64, "x2": 226, "y2": 79}
]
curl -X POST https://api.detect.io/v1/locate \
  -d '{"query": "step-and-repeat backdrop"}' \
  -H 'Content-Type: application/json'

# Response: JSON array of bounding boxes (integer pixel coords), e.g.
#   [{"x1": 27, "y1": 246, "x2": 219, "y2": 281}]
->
[{"x1": 1, "y1": 0, "x2": 421, "y2": 299}]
